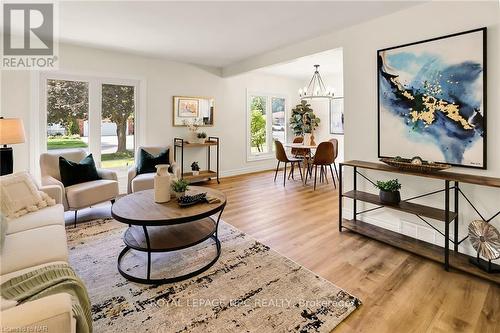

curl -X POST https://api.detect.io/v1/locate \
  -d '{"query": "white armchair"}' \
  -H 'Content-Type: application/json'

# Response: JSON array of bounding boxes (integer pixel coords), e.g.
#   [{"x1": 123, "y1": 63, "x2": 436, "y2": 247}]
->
[
  {"x1": 40, "y1": 149, "x2": 119, "y2": 226},
  {"x1": 127, "y1": 145, "x2": 179, "y2": 193}
]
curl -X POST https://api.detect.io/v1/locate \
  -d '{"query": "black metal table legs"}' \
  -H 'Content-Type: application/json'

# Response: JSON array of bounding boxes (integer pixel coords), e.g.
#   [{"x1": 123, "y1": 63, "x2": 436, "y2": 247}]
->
[
  {"x1": 117, "y1": 210, "x2": 224, "y2": 285},
  {"x1": 338, "y1": 163, "x2": 343, "y2": 232}
]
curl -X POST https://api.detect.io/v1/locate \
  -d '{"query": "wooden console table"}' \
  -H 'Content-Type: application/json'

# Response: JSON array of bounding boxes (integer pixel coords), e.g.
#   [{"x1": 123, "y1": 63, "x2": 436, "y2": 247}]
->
[
  {"x1": 339, "y1": 160, "x2": 500, "y2": 284},
  {"x1": 174, "y1": 137, "x2": 220, "y2": 184}
]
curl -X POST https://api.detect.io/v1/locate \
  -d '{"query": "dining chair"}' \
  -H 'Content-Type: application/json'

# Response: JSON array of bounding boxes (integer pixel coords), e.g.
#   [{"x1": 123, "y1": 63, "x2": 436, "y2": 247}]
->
[
  {"x1": 290, "y1": 136, "x2": 309, "y2": 158},
  {"x1": 274, "y1": 140, "x2": 303, "y2": 186},
  {"x1": 305, "y1": 141, "x2": 336, "y2": 190},
  {"x1": 328, "y1": 138, "x2": 340, "y2": 180},
  {"x1": 289, "y1": 136, "x2": 309, "y2": 180}
]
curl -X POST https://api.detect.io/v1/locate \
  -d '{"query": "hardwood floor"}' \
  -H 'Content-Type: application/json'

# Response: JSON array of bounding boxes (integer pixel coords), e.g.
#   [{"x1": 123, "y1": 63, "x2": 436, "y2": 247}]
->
[{"x1": 205, "y1": 169, "x2": 500, "y2": 333}]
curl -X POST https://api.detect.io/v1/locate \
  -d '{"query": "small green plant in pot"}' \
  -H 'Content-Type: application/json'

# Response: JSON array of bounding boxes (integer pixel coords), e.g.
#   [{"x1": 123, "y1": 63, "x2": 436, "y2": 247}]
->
[
  {"x1": 191, "y1": 161, "x2": 200, "y2": 176},
  {"x1": 375, "y1": 179, "x2": 402, "y2": 204},
  {"x1": 171, "y1": 179, "x2": 189, "y2": 199},
  {"x1": 197, "y1": 132, "x2": 207, "y2": 143}
]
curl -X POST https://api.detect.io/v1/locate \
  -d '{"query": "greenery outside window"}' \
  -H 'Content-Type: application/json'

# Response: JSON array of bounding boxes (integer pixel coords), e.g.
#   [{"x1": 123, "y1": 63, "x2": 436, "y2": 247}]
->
[
  {"x1": 41, "y1": 73, "x2": 140, "y2": 194},
  {"x1": 247, "y1": 92, "x2": 287, "y2": 160}
]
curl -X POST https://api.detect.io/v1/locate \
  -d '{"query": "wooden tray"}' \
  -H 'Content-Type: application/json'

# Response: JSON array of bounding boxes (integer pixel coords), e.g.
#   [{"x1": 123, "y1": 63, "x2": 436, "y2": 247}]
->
[{"x1": 380, "y1": 158, "x2": 450, "y2": 173}]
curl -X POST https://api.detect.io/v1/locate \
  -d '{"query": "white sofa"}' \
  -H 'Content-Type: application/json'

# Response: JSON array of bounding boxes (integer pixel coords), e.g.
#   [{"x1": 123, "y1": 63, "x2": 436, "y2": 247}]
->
[
  {"x1": 40, "y1": 148, "x2": 119, "y2": 226},
  {"x1": 0, "y1": 184, "x2": 79, "y2": 333},
  {"x1": 127, "y1": 145, "x2": 179, "y2": 193}
]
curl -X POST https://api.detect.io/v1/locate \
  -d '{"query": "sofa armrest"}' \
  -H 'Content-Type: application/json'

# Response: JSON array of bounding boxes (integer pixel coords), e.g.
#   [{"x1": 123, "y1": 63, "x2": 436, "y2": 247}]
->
[
  {"x1": 39, "y1": 185, "x2": 63, "y2": 205},
  {"x1": 127, "y1": 166, "x2": 137, "y2": 194},
  {"x1": 41, "y1": 176, "x2": 68, "y2": 210},
  {"x1": 41, "y1": 175, "x2": 64, "y2": 189},
  {"x1": 97, "y1": 168, "x2": 118, "y2": 182},
  {"x1": 1, "y1": 293, "x2": 76, "y2": 333}
]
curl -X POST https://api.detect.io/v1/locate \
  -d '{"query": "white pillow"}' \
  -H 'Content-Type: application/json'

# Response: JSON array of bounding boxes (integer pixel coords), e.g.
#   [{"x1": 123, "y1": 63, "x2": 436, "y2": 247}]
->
[{"x1": 0, "y1": 172, "x2": 55, "y2": 219}]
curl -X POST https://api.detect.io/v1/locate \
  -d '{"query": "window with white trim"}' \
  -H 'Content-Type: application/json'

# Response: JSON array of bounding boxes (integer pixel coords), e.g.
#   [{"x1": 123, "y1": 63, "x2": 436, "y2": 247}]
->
[
  {"x1": 40, "y1": 73, "x2": 141, "y2": 193},
  {"x1": 247, "y1": 92, "x2": 287, "y2": 160}
]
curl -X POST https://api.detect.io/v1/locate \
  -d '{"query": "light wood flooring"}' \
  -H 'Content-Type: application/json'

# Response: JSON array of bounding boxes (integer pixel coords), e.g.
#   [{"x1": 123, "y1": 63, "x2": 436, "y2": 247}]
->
[
  {"x1": 70, "y1": 169, "x2": 499, "y2": 332},
  {"x1": 203, "y1": 169, "x2": 500, "y2": 333}
]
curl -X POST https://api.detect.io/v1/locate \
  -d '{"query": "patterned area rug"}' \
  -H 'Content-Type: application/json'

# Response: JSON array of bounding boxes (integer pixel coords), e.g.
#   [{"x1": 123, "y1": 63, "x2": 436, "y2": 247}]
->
[{"x1": 67, "y1": 218, "x2": 361, "y2": 332}]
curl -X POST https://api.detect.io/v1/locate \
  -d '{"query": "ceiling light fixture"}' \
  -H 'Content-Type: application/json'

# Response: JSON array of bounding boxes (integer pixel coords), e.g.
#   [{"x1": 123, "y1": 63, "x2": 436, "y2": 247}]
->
[{"x1": 299, "y1": 65, "x2": 334, "y2": 100}]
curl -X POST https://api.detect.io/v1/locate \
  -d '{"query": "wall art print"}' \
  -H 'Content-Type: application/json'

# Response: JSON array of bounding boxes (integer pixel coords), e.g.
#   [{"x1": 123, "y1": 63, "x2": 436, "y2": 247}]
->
[{"x1": 378, "y1": 28, "x2": 486, "y2": 169}]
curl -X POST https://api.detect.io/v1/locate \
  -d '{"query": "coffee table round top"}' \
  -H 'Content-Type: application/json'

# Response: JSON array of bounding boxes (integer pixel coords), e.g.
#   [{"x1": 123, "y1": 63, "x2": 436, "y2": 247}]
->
[{"x1": 111, "y1": 186, "x2": 226, "y2": 226}]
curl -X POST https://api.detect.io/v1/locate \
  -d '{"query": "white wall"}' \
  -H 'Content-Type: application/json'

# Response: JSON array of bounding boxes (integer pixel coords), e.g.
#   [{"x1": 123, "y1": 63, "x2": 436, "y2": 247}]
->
[
  {"x1": 1, "y1": 43, "x2": 302, "y2": 176},
  {"x1": 308, "y1": 71, "x2": 345, "y2": 162},
  {"x1": 224, "y1": 1, "x2": 500, "y2": 257}
]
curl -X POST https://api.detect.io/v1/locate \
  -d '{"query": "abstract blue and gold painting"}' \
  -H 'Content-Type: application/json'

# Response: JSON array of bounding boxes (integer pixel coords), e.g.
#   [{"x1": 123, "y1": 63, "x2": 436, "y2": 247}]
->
[{"x1": 378, "y1": 28, "x2": 486, "y2": 168}]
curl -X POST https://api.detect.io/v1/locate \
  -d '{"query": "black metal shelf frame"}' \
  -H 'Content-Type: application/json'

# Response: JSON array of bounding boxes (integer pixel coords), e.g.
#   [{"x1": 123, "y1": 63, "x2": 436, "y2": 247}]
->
[
  {"x1": 173, "y1": 137, "x2": 220, "y2": 184},
  {"x1": 339, "y1": 163, "x2": 500, "y2": 271}
]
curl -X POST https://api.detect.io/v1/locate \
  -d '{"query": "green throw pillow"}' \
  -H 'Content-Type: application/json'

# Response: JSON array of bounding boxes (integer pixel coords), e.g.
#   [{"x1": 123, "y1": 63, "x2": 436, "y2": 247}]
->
[
  {"x1": 59, "y1": 154, "x2": 100, "y2": 187},
  {"x1": 136, "y1": 149, "x2": 172, "y2": 174}
]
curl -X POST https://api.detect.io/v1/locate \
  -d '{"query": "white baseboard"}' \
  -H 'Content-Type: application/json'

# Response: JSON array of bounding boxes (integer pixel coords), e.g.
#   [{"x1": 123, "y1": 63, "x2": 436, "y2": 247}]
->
[
  {"x1": 220, "y1": 164, "x2": 275, "y2": 178},
  {"x1": 343, "y1": 208, "x2": 453, "y2": 249}
]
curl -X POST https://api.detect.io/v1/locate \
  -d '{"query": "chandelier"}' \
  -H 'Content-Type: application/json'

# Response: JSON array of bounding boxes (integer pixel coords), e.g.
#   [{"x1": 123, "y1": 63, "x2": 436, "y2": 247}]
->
[{"x1": 298, "y1": 65, "x2": 334, "y2": 100}]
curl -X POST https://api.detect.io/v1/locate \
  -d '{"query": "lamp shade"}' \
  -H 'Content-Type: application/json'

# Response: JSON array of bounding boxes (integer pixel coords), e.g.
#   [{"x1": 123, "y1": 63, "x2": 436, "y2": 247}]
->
[{"x1": 0, "y1": 118, "x2": 26, "y2": 145}]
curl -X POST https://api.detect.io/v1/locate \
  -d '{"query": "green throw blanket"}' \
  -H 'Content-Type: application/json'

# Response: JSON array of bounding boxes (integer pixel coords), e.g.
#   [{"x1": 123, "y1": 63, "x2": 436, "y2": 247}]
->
[{"x1": 1, "y1": 263, "x2": 92, "y2": 333}]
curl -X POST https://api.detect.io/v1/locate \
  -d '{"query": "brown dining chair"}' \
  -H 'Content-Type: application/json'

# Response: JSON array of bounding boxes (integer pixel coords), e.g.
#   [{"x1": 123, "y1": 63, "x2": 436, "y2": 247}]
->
[
  {"x1": 328, "y1": 138, "x2": 340, "y2": 180},
  {"x1": 274, "y1": 140, "x2": 303, "y2": 186},
  {"x1": 289, "y1": 136, "x2": 310, "y2": 180},
  {"x1": 291, "y1": 136, "x2": 310, "y2": 158},
  {"x1": 305, "y1": 141, "x2": 336, "y2": 190}
]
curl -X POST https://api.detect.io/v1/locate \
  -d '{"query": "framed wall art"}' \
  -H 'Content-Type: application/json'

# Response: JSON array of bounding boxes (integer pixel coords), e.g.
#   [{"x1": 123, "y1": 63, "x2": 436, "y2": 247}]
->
[
  {"x1": 173, "y1": 96, "x2": 215, "y2": 126},
  {"x1": 329, "y1": 97, "x2": 344, "y2": 135},
  {"x1": 377, "y1": 27, "x2": 486, "y2": 169}
]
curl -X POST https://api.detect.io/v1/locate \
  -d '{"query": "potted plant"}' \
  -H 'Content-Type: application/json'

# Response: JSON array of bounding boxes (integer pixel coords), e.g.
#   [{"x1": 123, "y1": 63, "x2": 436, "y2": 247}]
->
[
  {"x1": 191, "y1": 161, "x2": 200, "y2": 176},
  {"x1": 171, "y1": 179, "x2": 189, "y2": 199},
  {"x1": 197, "y1": 132, "x2": 207, "y2": 144},
  {"x1": 375, "y1": 179, "x2": 402, "y2": 204},
  {"x1": 289, "y1": 100, "x2": 320, "y2": 145}
]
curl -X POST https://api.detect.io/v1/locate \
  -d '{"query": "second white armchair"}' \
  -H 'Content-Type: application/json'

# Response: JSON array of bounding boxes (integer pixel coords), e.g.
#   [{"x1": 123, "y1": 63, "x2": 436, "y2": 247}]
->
[{"x1": 128, "y1": 146, "x2": 179, "y2": 193}]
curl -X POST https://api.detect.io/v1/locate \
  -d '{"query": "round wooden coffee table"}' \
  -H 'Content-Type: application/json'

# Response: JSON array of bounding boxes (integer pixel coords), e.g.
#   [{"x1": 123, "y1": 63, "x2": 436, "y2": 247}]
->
[{"x1": 111, "y1": 186, "x2": 226, "y2": 284}]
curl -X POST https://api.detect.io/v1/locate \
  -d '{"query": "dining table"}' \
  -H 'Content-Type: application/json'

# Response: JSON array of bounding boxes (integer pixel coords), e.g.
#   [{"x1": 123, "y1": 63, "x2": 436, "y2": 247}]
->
[{"x1": 284, "y1": 143, "x2": 318, "y2": 185}]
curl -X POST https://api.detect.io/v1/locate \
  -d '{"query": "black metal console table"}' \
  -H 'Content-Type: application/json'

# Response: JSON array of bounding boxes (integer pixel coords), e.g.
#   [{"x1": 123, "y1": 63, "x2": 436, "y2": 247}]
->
[{"x1": 339, "y1": 160, "x2": 500, "y2": 285}]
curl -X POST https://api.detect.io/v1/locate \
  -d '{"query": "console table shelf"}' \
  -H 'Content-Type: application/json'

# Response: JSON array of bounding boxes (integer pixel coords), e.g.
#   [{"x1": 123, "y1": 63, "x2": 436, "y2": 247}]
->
[
  {"x1": 343, "y1": 190, "x2": 457, "y2": 223},
  {"x1": 174, "y1": 137, "x2": 220, "y2": 184},
  {"x1": 343, "y1": 219, "x2": 500, "y2": 285},
  {"x1": 339, "y1": 160, "x2": 500, "y2": 285}
]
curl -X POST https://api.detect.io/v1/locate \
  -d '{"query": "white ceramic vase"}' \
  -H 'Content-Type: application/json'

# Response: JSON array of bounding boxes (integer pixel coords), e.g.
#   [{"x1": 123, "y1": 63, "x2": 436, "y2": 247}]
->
[
  {"x1": 303, "y1": 133, "x2": 312, "y2": 146},
  {"x1": 154, "y1": 164, "x2": 171, "y2": 203},
  {"x1": 189, "y1": 131, "x2": 198, "y2": 143}
]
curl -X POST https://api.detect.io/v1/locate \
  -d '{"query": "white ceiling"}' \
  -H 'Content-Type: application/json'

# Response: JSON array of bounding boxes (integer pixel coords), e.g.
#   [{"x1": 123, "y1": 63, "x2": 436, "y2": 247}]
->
[
  {"x1": 254, "y1": 48, "x2": 343, "y2": 80},
  {"x1": 58, "y1": 1, "x2": 422, "y2": 68}
]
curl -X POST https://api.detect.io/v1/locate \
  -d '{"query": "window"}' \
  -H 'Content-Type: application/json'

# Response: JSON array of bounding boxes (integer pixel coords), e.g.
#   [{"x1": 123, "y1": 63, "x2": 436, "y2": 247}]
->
[
  {"x1": 41, "y1": 74, "x2": 140, "y2": 194},
  {"x1": 247, "y1": 92, "x2": 287, "y2": 160},
  {"x1": 46, "y1": 79, "x2": 89, "y2": 153},
  {"x1": 100, "y1": 84, "x2": 136, "y2": 174},
  {"x1": 271, "y1": 97, "x2": 286, "y2": 149}
]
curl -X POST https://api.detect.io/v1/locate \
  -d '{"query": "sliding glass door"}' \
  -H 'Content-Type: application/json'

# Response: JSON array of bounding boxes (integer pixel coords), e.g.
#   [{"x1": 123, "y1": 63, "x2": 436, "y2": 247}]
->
[{"x1": 42, "y1": 74, "x2": 139, "y2": 193}]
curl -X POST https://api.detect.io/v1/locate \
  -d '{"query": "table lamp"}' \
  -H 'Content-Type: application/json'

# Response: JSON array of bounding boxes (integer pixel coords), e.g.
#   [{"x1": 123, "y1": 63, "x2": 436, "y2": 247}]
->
[{"x1": 0, "y1": 117, "x2": 26, "y2": 176}]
